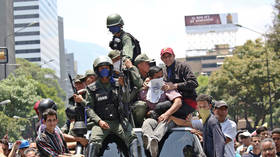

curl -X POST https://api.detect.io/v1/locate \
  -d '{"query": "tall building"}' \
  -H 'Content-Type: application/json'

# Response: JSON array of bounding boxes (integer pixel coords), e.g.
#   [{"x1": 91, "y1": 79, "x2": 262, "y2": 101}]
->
[
  {"x1": 58, "y1": 16, "x2": 67, "y2": 95},
  {"x1": 13, "y1": 0, "x2": 60, "y2": 77},
  {"x1": 65, "y1": 53, "x2": 77, "y2": 100},
  {"x1": 0, "y1": 0, "x2": 16, "y2": 80}
]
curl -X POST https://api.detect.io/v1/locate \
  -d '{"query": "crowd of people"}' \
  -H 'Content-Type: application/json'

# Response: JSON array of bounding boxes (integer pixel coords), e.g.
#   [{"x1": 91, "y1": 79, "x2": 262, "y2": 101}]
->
[{"x1": 0, "y1": 13, "x2": 280, "y2": 157}]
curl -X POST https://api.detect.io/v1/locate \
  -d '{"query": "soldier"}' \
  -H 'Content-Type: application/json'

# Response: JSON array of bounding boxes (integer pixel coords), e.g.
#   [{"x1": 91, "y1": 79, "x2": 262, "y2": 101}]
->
[
  {"x1": 75, "y1": 56, "x2": 138, "y2": 157},
  {"x1": 108, "y1": 50, "x2": 146, "y2": 127},
  {"x1": 84, "y1": 70, "x2": 97, "y2": 86},
  {"x1": 107, "y1": 13, "x2": 141, "y2": 63},
  {"x1": 134, "y1": 53, "x2": 153, "y2": 81},
  {"x1": 62, "y1": 74, "x2": 87, "y2": 134}
]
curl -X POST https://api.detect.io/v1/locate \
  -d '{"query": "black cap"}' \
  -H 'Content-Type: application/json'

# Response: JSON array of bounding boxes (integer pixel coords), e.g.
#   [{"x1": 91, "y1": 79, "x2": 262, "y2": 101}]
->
[{"x1": 215, "y1": 100, "x2": 228, "y2": 108}]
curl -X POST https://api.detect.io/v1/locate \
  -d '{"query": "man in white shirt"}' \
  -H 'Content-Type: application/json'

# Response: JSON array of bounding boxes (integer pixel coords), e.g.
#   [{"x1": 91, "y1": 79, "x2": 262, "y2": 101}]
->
[{"x1": 214, "y1": 100, "x2": 237, "y2": 157}]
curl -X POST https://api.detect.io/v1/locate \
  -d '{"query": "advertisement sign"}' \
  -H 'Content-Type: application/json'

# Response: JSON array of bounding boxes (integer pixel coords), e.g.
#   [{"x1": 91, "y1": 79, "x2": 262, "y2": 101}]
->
[
  {"x1": 185, "y1": 14, "x2": 221, "y2": 26},
  {"x1": 185, "y1": 13, "x2": 238, "y2": 33}
]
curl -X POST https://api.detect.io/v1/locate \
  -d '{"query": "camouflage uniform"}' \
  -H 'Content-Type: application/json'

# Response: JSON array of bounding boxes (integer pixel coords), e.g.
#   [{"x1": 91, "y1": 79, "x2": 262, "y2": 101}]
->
[
  {"x1": 83, "y1": 56, "x2": 138, "y2": 157},
  {"x1": 108, "y1": 50, "x2": 147, "y2": 127}
]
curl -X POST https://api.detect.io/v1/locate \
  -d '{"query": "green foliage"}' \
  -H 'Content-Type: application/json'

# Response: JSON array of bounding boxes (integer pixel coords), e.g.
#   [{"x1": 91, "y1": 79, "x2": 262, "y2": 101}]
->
[
  {"x1": 0, "y1": 58, "x2": 66, "y2": 140},
  {"x1": 208, "y1": 39, "x2": 280, "y2": 129},
  {"x1": 0, "y1": 111, "x2": 30, "y2": 142},
  {"x1": 196, "y1": 75, "x2": 209, "y2": 95},
  {"x1": 267, "y1": 0, "x2": 280, "y2": 54}
]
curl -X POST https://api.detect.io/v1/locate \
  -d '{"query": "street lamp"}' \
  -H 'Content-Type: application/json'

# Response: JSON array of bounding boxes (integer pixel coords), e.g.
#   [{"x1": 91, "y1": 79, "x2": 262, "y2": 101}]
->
[
  {"x1": 40, "y1": 59, "x2": 54, "y2": 67},
  {"x1": 235, "y1": 24, "x2": 273, "y2": 130}
]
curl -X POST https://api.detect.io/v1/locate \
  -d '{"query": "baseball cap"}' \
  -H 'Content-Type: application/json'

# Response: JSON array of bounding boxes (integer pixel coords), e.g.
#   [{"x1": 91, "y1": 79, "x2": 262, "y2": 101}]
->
[
  {"x1": 19, "y1": 140, "x2": 30, "y2": 149},
  {"x1": 108, "y1": 50, "x2": 121, "y2": 60},
  {"x1": 215, "y1": 100, "x2": 228, "y2": 108},
  {"x1": 160, "y1": 47, "x2": 174, "y2": 56},
  {"x1": 134, "y1": 53, "x2": 152, "y2": 66},
  {"x1": 240, "y1": 131, "x2": 251, "y2": 137}
]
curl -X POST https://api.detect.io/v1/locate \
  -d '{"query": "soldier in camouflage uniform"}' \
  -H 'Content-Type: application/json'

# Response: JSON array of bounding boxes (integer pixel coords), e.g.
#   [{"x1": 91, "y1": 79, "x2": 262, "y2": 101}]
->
[
  {"x1": 84, "y1": 69, "x2": 97, "y2": 86},
  {"x1": 75, "y1": 56, "x2": 139, "y2": 157},
  {"x1": 107, "y1": 13, "x2": 141, "y2": 63},
  {"x1": 108, "y1": 50, "x2": 147, "y2": 127}
]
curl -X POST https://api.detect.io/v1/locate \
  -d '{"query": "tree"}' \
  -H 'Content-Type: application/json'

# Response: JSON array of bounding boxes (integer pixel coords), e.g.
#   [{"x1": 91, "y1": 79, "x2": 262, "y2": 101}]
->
[
  {"x1": 0, "y1": 59, "x2": 66, "y2": 140},
  {"x1": 0, "y1": 111, "x2": 30, "y2": 142},
  {"x1": 267, "y1": 0, "x2": 280, "y2": 54},
  {"x1": 208, "y1": 39, "x2": 280, "y2": 129},
  {"x1": 196, "y1": 75, "x2": 209, "y2": 95}
]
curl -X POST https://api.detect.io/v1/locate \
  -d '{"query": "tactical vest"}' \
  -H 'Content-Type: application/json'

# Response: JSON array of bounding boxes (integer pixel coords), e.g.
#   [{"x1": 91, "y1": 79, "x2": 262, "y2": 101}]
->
[
  {"x1": 110, "y1": 31, "x2": 141, "y2": 63},
  {"x1": 87, "y1": 81, "x2": 120, "y2": 121}
]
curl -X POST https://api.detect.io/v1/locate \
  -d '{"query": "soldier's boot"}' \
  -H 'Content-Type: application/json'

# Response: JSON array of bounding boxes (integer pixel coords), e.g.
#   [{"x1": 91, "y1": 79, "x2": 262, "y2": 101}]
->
[
  {"x1": 129, "y1": 139, "x2": 139, "y2": 157},
  {"x1": 85, "y1": 142, "x2": 100, "y2": 157}
]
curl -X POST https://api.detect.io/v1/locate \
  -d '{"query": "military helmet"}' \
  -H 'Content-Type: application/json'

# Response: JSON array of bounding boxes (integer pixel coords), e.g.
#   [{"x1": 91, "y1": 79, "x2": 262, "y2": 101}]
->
[
  {"x1": 65, "y1": 106, "x2": 76, "y2": 120},
  {"x1": 106, "y1": 13, "x2": 124, "y2": 27},
  {"x1": 85, "y1": 69, "x2": 96, "y2": 77},
  {"x1": 38, "y1": 98, "x2": 57, "y2": 114},
  {"x1": 93, "y1": 56, "x2": 113, "y2": 75}
]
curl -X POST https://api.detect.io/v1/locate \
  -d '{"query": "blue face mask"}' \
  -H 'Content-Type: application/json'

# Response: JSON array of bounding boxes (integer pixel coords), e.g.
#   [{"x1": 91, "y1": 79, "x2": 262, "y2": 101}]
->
[
  {"x1": 99, "y1": 68, "x2": 110, "y2": 78},
  {"x1": 109, "y1": 26, "x2": 121, "y2": 34}
]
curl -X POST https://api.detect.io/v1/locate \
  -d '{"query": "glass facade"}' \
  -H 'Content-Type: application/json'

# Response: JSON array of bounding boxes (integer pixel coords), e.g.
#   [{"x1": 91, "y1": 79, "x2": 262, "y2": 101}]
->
[{"x1": 14, "y1": 0, "x2": 60, "y2": 77}]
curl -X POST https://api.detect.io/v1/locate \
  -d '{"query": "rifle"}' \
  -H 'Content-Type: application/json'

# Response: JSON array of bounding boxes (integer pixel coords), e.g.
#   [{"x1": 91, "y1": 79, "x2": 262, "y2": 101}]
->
[
  {"x1": 68, "y1": 73, "x2": 78, "y2": 94},
  {"x1": 118, "y1": 51, "x2": 136, "y2": 128}
]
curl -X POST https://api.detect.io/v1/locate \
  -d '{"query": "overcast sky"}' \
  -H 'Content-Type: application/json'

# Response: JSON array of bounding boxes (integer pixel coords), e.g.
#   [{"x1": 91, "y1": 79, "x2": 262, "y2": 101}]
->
[{"x1": 58, "y1": 0, "x2": 275, "y2": 66}]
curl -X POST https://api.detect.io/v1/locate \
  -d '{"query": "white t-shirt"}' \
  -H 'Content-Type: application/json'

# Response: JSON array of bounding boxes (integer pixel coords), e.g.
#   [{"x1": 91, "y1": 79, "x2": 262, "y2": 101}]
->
[{"x1": 220, "y1": 119, "x2": 237, "y2": 157}]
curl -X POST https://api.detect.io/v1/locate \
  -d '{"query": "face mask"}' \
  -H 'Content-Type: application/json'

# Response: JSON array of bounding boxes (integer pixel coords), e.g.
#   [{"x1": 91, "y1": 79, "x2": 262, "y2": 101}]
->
[
  {"x1": 149, "y1": 77, "x2": 164, "y2": 90},
  {"x1": 198, "y1": 108, "x2": 210, "y2": 124},
  {"x1": 99, "y1": 68, "x2": 110, "y2": 78},
  {"x1": 113, "y1": 60, "x2": 121, "y2": 72},
  {"x1": 109, "y1": 26, "x2": 121, "y2": 34}
]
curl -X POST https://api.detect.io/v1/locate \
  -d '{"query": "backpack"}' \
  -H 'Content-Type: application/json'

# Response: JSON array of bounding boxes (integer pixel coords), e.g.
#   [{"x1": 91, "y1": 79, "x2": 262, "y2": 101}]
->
[{"x1": 125, "y1": 32, "x2": 141, "y2": 63}]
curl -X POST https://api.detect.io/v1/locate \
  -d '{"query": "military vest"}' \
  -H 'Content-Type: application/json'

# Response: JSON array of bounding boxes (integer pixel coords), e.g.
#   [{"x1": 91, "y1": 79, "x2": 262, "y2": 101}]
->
[
  {"x1": 87, "y1": 81, "x2": 120, "y2": 121},
  {"x1": 110, "y1": 31, "x2": 141, "y2": 63}
]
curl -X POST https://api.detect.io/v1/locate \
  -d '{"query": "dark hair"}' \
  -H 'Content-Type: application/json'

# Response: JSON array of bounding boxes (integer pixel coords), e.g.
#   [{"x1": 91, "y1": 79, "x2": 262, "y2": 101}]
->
[
  {"x1": 272, "y1": 128, "x2": 280, "y2": 135},
  {"x1": 0, "y1": 139, "x2": 8, "y2": 146},
  {"x1": 256, "y1": 126, "x2": 268, "y2": 135},
  {"x1": 251, "y1": 134, "x2": 261, "y2": 138},
  {"x1": 148, "y1": 66, "x2": 162, "y2": 78},
  {"x1": 42, "y1": 108, "x2": 57, "y2": 121},
  {"x1": 196, "y1": 94, "x2": 212, "y2": 104}
]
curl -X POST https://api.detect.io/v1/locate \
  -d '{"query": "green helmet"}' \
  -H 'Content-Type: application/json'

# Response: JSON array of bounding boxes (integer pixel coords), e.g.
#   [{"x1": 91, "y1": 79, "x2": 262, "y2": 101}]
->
[
  {"x1": 93, "y1": 56, "x2": 113, "y2": 74},
  {"x1": 106, "y1": 13, "x2": 124, "y2": 27}
]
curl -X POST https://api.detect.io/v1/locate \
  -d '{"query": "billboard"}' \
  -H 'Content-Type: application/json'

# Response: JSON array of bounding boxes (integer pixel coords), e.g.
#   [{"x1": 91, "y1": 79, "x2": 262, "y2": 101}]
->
[{"x1": 185, "y1": 13, "x2": 238, "y2": 33}]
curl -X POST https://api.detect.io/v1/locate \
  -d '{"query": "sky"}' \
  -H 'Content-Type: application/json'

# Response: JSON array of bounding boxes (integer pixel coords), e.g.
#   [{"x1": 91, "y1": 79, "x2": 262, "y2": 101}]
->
[{"x1": 57, "y1": 0, "x2": 275, "y2": 73}]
